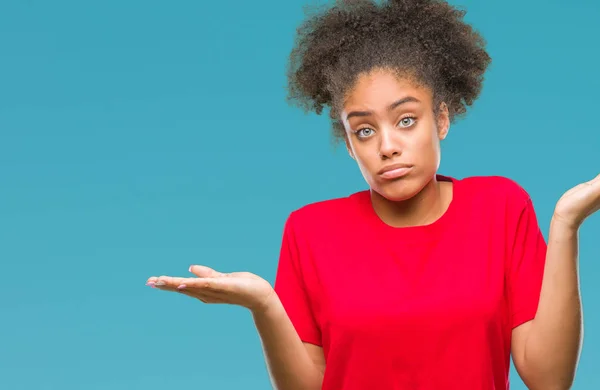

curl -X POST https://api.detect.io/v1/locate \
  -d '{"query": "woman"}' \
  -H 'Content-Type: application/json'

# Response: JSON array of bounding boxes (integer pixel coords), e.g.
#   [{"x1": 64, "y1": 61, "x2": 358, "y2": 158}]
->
[{"x1": 146, "y1": 1, "x2": 599, "y2": 389}]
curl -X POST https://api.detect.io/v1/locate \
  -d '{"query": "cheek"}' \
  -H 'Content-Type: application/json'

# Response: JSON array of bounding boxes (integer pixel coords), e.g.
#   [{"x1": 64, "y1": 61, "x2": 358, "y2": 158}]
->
[
  {"x1": 407, "y1": 131, "x2": 434, "y2": 156},
  {"x1": 354, "y1": 150, "x2": 378, "y2": 175},
  {"x1": 407, "y1": 131, "x2": 441, "y2": 171}
]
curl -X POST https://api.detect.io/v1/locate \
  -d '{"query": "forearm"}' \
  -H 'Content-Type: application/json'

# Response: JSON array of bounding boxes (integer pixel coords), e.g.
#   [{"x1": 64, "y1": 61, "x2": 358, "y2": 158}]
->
[
  {"x1": 524, "y1": 217, "x2": 583, "y2": 388},
  {"x1": 252, "y1": 293, "x2": 323, "y2": 390}
]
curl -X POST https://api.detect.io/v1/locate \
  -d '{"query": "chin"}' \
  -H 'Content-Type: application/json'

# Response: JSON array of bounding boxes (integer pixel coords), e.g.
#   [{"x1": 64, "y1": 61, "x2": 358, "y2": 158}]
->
[{"x1": 372, "y1": 180, "x2": 421, "y2": 202}]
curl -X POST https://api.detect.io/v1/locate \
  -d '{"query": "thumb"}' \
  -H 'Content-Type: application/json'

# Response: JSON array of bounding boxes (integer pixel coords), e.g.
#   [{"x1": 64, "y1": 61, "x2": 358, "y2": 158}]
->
[{"x1": 189, "y1": 264, "x2": 224, "y2": 278}]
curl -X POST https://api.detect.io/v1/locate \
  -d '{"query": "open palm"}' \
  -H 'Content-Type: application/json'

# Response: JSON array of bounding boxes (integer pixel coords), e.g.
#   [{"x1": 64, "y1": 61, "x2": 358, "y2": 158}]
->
[
  {"x1": 554, "y1": 173, "x2": 600, "y2": 228},
  {"x1": 146, "y1": 265, "x2": 275, "y2": 313}
]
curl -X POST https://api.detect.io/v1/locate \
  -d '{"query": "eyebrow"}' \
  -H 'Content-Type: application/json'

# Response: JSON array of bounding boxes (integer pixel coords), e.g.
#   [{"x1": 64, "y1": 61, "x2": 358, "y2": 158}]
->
[{"x1": 345, "y1": 96, "x2": 421, "y2": 121}]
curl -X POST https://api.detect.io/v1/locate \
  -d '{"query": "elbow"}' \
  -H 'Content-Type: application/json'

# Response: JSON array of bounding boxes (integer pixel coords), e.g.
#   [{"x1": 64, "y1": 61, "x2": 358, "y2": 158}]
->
[
  {"x1": 521, "y1": 367, "x2": 576, "y2": 390},
  {"x1": 530, "y1": 381, "x2": 574, "y2": 390},
  {"x1": 545, "y1": 377, "x2": 575, "y2": 390},
  {"x1": 518, "y1": 337, "x2": 581, "y2": 390}
]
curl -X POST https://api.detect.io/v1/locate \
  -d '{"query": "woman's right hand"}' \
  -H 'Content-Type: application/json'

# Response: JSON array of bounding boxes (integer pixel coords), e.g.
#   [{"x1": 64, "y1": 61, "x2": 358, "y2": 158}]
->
[{"x1": 146, "y1": 265, "x2": 276, "y2": 314}]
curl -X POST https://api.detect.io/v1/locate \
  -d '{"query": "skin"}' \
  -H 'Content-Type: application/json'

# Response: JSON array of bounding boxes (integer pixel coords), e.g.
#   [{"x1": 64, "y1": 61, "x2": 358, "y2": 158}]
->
[
  {"x1": 146, "y1": 68, "x2": 598, "y2": 390},
  {"x1": 340, "y1": 68, "x2": 452, "y2": 228},
  {"x1": 511, "y1": 177, "x2": 600, "y2": 389}
]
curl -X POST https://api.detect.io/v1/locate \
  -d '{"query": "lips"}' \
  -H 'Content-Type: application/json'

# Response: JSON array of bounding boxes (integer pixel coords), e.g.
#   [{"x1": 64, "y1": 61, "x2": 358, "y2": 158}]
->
[
  {"x1": 378, "y1": 163, "x2": 413, "y2": 175},
  {"x1": 378, "y1": 163, "x2": 414, "y2": 180}
]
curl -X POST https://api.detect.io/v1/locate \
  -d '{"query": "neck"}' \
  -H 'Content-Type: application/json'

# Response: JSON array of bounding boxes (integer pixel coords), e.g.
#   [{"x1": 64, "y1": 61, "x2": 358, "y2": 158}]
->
[{"x1": 370, "y1": 176, "x2": 450, "y2": 228}]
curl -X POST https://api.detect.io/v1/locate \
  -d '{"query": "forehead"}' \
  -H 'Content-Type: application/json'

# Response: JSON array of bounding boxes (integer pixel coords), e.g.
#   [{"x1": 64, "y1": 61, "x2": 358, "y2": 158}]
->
[{"x1": 342, "y1": 69, "x2": 433, "y2": 111}]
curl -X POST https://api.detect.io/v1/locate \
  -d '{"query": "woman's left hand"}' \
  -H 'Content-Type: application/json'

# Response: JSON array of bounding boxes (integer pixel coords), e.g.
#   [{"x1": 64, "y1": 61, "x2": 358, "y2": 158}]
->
[{"x1": 554, "y1": 173, "x2": 600, "y2": 229}]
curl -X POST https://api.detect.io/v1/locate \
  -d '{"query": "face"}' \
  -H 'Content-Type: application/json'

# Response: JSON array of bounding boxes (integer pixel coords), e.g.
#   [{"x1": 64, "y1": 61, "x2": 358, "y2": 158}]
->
[{"x1": 341, "y1": 68, "x2": 450, "y2": 201}]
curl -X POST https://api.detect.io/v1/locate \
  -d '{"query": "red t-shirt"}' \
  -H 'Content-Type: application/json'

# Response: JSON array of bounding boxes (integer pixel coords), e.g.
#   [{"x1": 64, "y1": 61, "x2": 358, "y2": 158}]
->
[{"x1": 273, "y1": 175, "x2": 547, "y2": 389}]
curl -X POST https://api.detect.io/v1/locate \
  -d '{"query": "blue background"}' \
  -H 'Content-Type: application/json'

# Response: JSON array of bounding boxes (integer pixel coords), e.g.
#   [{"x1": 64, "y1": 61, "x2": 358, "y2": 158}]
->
[{"x1": 1, "y1": 0, "x2": 598, "y2": 388}]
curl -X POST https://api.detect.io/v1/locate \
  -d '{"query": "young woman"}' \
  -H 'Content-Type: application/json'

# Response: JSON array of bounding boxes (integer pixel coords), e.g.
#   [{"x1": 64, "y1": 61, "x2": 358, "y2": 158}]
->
[{"x1": 146, "y1": 1, "x2": 599, "y2": 389}]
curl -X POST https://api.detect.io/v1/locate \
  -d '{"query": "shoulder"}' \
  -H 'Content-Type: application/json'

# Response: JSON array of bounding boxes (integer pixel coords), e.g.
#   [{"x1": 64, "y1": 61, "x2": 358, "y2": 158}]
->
[
  {"x1": 457, "y1": 175, "x2": 531, "y2": 207},
  {"x1": 284, "y1": 191, "x2": 368, "y2": 236}
]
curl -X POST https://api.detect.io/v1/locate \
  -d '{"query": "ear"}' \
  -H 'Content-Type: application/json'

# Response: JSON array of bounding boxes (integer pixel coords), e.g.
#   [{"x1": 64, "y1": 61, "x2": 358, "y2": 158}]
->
[{"x1": 437, "y1": 102, "x2": 450, "y2": 140}]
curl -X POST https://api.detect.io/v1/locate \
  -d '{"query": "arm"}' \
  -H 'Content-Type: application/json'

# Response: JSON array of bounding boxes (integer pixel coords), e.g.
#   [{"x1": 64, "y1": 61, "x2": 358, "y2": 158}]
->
[
  {"x1": 147, "y1": 267, "x2": 325, "y2": 390},
  {"x1": 512, "y1": 217, "x2": 582, "y2": 390},
  {"x1": 146, "y1": 210, "x2": 327, "y2": 389},
  {"x1": 512, "y1": 174, "x2": 599, "y2": 389},
  {"x1": 257, "y1": 210, "x2": 326, "y2": 389},
  {"x1": 252, "y1": 293, "x2": 325, "y2": 390}
]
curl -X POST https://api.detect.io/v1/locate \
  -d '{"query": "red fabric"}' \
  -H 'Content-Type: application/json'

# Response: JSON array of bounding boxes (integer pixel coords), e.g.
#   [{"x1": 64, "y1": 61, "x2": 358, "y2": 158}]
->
[{"x1": 274, "y1": 175, "x2": 547, "y2": 390}]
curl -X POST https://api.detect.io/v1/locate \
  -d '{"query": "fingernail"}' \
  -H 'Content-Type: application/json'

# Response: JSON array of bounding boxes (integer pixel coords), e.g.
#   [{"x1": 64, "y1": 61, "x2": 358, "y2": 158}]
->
[
  {"x1": 146, "y1": 282, "x2": 156, "y2": 288},
  {"x1": 177, "y1": 284, "x2": 186, "y2": 290},
  {"x1": 155, "y1": 281, "x2": 166, "y2": 286},
  {"x1": 189, "y1": 265, "x2": 193, "y2": 272}
]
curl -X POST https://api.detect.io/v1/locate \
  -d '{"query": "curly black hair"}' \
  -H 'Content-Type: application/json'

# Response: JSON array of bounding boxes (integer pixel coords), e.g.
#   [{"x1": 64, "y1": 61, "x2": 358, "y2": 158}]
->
[{"x1": 286, "y1": 0, "x2": 492, "y2": 142}]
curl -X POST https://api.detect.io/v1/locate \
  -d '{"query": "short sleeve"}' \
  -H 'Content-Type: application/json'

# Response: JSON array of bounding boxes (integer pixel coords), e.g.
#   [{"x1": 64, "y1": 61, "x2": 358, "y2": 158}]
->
[
  {"x1": 508, "y1": 196, "x2": 548, "y2": 329},
  {"x1": 273, "y1": 212, "x2": 322, "y2": 346}
]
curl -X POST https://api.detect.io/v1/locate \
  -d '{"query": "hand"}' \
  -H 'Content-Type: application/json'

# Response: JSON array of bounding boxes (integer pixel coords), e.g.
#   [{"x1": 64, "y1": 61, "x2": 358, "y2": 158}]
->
[
  {"x1": 146, "y1": 265, "x2": 276, "y2": 314},
  {"x1": 554, "y1": 173, "x2": 600, "y2": 229}
]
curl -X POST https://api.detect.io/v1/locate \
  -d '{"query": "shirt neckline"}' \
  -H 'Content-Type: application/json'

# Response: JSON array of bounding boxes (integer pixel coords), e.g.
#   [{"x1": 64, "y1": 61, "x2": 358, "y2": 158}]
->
[{"x1": 355, "y1": 174, "x2": 460, "y2": 243}]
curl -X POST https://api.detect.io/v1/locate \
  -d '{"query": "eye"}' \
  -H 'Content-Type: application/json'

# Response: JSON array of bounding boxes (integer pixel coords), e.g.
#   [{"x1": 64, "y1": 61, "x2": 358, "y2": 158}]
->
[
  {"x1": 398, "y1": 117, "x2": 416, "y2": 128},
  {"x1": 356, "y1": 128, "x2": 375, "y2": 138}
]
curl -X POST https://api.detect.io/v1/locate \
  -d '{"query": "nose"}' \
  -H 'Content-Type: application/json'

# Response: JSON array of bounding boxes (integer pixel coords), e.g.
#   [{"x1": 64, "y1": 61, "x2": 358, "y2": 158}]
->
[{"x1": 378, "y1": 127, "x2": 402, "y2": 159}]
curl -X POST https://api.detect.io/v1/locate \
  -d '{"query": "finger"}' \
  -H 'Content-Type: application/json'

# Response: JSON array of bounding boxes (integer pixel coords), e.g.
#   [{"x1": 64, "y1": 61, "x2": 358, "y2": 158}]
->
[
  {"x1": 189, "y1": 265, "x2": 225, "y2": 278},
  {"x1": 177, "y1": 282, "x2": 226, "y2": 297},
  {"x1": 586, "y1": 174, "x2": 600, "y2": 200},
  {"x1": 183, "y1": 277, "x2": 232, "y2": 293},
  {"x1": 153, "y1": 276, "x2": 191, "y2": 290},
  {"x1": 154, "y1": 276, "x2": 221, "y2": 292},
  {"x1": 146, "y1": 276, "x2": 158, "y2": 288}
]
